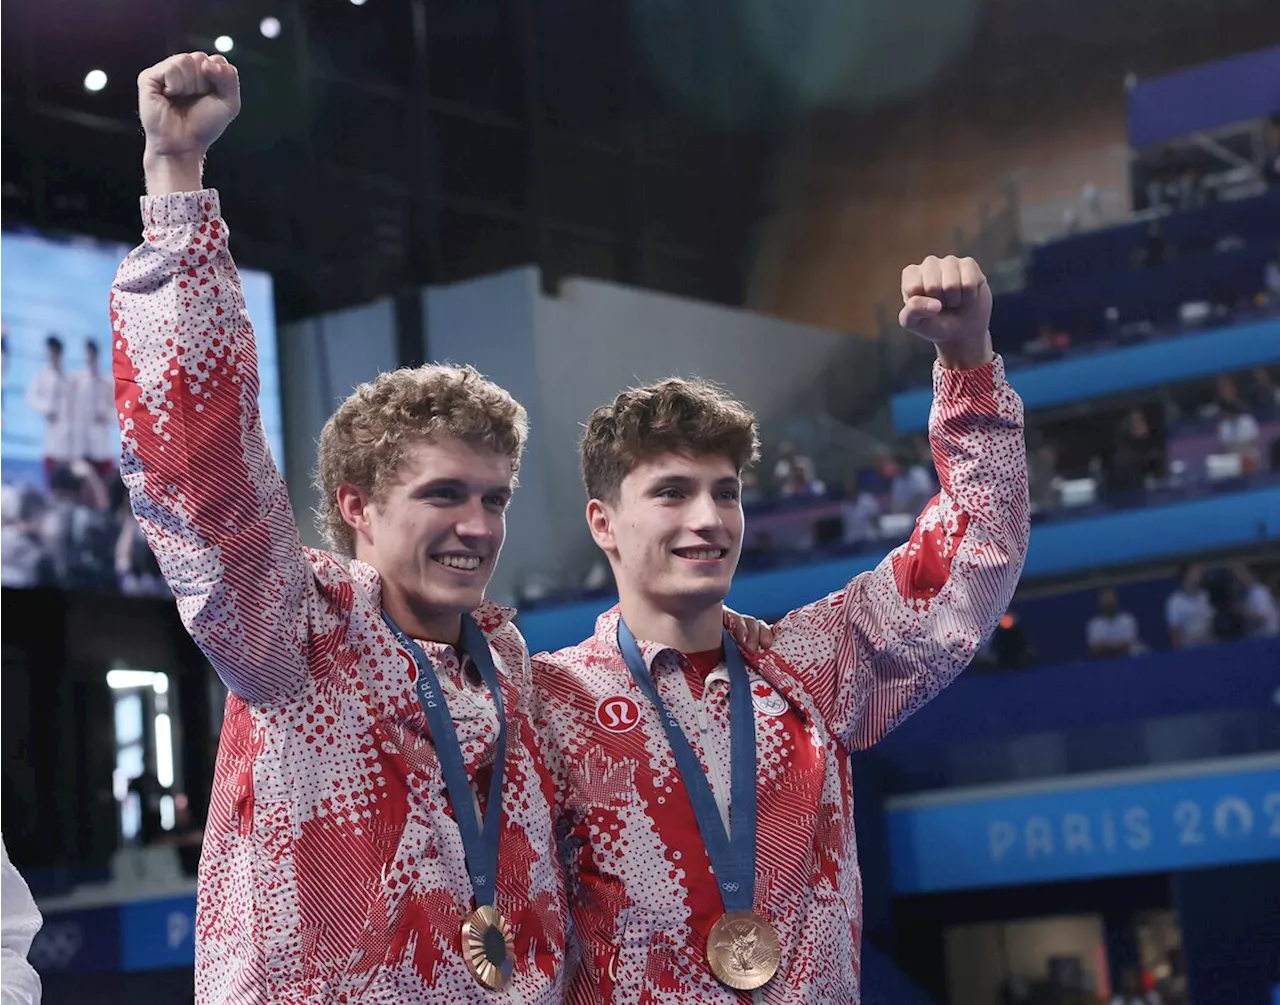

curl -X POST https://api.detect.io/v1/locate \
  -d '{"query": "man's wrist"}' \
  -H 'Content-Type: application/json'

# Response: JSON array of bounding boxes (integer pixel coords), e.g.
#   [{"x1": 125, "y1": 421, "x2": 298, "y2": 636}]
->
[
  {"x1": 935, "y1": 330, "x2": 995, "y2": 371},
  {"x1": 142, "y1": 149, "x2": 205, "y2": 196}
]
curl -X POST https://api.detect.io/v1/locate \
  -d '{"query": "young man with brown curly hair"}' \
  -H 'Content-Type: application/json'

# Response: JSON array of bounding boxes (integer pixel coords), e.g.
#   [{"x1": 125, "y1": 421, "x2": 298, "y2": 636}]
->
[{"x1": 534, "y1": 257, "x2": 1030, "y2": 1003}]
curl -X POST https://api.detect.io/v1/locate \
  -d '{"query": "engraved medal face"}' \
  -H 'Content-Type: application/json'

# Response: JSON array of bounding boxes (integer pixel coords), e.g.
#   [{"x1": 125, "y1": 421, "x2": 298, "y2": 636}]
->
[
  {"x1": 707, "y1": 911, "x2": 782, "y2": 990},
  {"x1": 461, "y1": 905, "x2": 516, "y2": 989}
]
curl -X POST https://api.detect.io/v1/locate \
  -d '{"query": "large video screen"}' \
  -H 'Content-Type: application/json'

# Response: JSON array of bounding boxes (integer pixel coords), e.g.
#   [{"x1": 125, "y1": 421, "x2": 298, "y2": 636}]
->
[{"x1": 1, "y1": 228, "x2": 285, "y2": 596}]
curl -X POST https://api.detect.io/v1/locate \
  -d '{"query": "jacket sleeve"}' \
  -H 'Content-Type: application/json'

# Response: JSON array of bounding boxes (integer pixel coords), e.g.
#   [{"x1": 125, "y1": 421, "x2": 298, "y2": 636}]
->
[
  {"x1": 112, "y1": 189, "x2": 318, "y2": 704},
  {"x1": 1, "y1": 838, "x2": 42, "y2": 1005},
  {"x1": 770, "y1": 355, "x2": 1029, "y2": 749}
]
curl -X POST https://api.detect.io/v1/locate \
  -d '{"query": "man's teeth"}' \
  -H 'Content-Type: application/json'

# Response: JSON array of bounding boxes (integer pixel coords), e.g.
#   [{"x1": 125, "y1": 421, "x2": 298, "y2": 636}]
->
[
  {"x1": 435, "y1": 555, "x2": 482, "y2": 570},
  {"x1": 676, "y1": 548, "x2": 725, "y2": 560}
]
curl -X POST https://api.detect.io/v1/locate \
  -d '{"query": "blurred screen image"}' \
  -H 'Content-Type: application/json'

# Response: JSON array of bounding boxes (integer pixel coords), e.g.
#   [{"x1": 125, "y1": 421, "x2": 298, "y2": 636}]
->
[{"x1": 0, "y1": 227, "x2": 284, "y2": 596}]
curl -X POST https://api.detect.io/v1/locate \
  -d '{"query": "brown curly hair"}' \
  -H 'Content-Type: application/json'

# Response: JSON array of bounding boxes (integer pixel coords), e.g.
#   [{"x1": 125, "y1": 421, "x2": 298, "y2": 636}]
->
[
  {"x1": 315, "y1": 364, "x2": 528, "y2": 555},
  {"x1": 581, "y1": 377, "x2": 760, "y2": 502}
]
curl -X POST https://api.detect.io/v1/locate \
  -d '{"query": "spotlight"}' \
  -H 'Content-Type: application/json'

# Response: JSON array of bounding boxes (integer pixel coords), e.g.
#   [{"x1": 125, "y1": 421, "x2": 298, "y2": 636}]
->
[
  {"x1": 350, "y1": 0, "x2": 368, "y2": 6},
  {"x1": 83, "y1": 69, "x2": 108, "y2": 92},
  {"x1": 260, "y1": 16, "x2": 282, "y2": 39},
  {"x1": 215, "y1": 35, "x2": 234, "y2": 53}
]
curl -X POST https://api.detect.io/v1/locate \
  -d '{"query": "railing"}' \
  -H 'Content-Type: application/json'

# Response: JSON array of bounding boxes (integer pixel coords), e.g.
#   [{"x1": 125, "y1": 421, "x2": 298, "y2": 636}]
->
[{"x1": 872, "y1": 637, "x2": 1280, "y2": 795}]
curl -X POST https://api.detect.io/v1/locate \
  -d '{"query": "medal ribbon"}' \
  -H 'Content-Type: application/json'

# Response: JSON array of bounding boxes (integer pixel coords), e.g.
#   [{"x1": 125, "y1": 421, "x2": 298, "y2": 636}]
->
[
  {"x1": 383, "y1": 611, "x2": 507, "y2": 908},
  {"x1": 617, "y1": 619, "x2": 758, "y2": 913}
]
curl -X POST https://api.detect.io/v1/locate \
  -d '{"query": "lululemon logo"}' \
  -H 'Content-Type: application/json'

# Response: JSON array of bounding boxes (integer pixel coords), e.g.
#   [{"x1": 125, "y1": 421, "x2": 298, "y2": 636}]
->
[{"x1": 596, "y1": 695, "x2": 641, "y2": 733}]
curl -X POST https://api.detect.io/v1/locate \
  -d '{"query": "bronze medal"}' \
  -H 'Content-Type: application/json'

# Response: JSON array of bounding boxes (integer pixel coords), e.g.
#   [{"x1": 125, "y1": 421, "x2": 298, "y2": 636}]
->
[
  {"x1": 707, "y1": 911, "x2": 781, "y2": 990},
  {"x1": 461, "y1": 905, "x2": 515, "y2": 989}
]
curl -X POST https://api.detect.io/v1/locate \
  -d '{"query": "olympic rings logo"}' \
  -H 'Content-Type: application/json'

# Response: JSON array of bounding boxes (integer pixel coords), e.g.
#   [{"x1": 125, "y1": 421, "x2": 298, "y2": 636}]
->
[{"x1": 29, "y1": 922, "x2": 83, "y2": 970}]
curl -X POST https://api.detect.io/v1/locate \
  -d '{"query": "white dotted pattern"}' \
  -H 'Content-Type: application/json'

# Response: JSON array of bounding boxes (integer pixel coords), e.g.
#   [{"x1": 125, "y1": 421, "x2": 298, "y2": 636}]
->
[
  {"x1": 533, "y1": 357, "x2": 1028, "y2": 1004},
  {"x1": 111, "y1": 190, "x2": 566, "y2": 1005}
]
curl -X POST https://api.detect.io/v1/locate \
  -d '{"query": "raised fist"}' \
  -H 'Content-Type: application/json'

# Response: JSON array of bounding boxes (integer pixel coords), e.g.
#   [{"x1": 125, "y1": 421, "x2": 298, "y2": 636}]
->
[
  {"x1": 138, "y1": 52, "x2": 240, "y2": 160},
  {"x1": 898, "y1": 255, "x2": 993, "y2": 355}
]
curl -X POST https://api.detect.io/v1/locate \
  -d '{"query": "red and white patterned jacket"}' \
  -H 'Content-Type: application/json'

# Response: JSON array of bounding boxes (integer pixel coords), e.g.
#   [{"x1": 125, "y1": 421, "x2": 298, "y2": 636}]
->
[
  {"x1": 111, "y1": 190, "x2": 566, "y2": 1004},
  {"x1": 533, "y1": 358, "x2": 1028, "y2": 1004}
]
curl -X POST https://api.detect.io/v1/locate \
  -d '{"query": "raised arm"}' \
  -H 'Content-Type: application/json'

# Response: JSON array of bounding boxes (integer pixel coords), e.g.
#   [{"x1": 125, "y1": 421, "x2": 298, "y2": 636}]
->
[
  {"x1": 113, "y1": 53, "x2": 315, "y2": 704},
  {"x1": 771, "y1": 256, "x2": 1029, "y2": 748},
  {"x1": 1, "y1": 838, "x2": 42, "y2": 1005}
]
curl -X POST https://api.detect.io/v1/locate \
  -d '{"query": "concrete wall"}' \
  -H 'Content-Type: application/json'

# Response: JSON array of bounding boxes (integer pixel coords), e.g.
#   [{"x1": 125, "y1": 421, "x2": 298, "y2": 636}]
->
[
  {"x1": 422, "y1": 267, "x2": 872, "y2": 599},
  {"x1": 423, "y1": 268, "x2": 559, "y2": 604},
  {"x1": 278, "y1": 298, "x2": 398, "y2": 548}
]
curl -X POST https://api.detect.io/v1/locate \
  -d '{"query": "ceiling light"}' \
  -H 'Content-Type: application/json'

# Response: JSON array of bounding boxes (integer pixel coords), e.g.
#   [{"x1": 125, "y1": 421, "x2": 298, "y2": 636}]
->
[
  {"x1": 260, "y1": 16, "x2": 282, "y2": 39},
  {"x1": 84, "y1": 69, "x2": 108, "y2": 92},
  {"x1": 215, "y1": 35, "x2": 234, "y2": 53}
]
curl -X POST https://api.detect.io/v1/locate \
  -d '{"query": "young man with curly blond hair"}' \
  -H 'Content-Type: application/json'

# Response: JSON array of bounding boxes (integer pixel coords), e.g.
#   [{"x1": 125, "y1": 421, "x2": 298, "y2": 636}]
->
[
  {"x1": 112, "y1": 52, "x2": 569, "y2": 1004},
  {"x1": 534, "y1": 257, "x2": 1030, "y2": 1003}
]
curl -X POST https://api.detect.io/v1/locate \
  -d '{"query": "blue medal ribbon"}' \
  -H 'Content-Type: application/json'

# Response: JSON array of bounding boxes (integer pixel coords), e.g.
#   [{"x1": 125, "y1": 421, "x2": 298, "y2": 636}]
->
[
  {"x1": 383, "y1": 611, "x2": 507, "y2": 908},
  {"x1": 617, "y1": 619, "x2": 758, "y2": 913}
]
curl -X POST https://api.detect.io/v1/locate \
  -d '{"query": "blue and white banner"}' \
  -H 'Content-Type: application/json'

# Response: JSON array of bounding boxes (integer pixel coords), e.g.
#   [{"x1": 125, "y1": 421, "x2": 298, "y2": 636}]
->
[
  {"x1": 32, "y1": 893, "x2": 197, "y2": 974},
  {"x1": 886, "y1": 754, "x2": 1280, "y2": 894},
  {"x1": 120, "y1": 894, "x2": 197, "y2": 971}
]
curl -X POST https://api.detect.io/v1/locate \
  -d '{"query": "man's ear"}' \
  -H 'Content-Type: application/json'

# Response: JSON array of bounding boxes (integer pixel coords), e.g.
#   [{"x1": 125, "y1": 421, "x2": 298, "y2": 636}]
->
[
  {"x1": 585, "y1": 497, "x2": 616, "y2": 554},
  {"x1": 335, "y1": 483, "x2": 375, "y2": 547}
]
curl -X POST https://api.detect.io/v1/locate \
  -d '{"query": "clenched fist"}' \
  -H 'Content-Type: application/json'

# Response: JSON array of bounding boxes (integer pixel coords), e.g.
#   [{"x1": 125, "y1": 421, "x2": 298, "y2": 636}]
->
[
  {"x1": 139, "y1": 52, "x2": 239, "y2": 193},
  {"x1": 899, "y1": 255, "x2": 994, "y2": 370}
]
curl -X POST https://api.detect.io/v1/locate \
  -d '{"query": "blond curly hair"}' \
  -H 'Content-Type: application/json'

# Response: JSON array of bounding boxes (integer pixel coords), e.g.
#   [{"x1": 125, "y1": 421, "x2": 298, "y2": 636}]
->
[{"x1": 315, "y1": 364, "x2": 528, "y2": 555}]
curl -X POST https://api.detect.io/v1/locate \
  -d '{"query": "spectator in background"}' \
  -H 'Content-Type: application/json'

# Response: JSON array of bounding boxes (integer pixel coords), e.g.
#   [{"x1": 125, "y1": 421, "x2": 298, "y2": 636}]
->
[
  {"x1": 1174, "y1": 166, "x2": 1202, "y2": 212},
  {"x1": 984, "y1": 611, "x2": 1035, "y2": 670},
  {"x1": 1247, "y1": 366, "x2": 1278, "y2": 419},
  {"x1": 839, "y1": 474, "x2": 881, "y2": 545},
  {"x1": 1233, "y1": 564, "x2": 1279, "y2": 638},
  {"x1": 773, "y1": 441, "x2": 816, "y2": 494},
  {"x1": 1028, "y1": 442, "x2": 1062, "y2": 512},
  {"x1": 1110, "y1": 409, "x2": 1162, "y2": 494},
  {"x1": 1166, "y1": 564, "x2": 1216, "y2": 649},
  {"x1": 1087, "y1": 587, "x2": 1141, "y2": 658},
  {"x1": 127, "y1": 768, "x2": 170, "y2": 847},
  {"x1": 1111, "y1": 968, "x2": 1161, "y2": 1005},
  {"x1": 1156, "y1": 948, "x2": 1187, "y2": 1005},
  {"x1": 69, "y1": 338, "x2": 118, "y2": 479},
  {"x1": 1217, "y1": 399, "x2": 1261, "y2": 472},
  {"x1": 1133, "y1": 220, "x2": 1170, "y2": 269},
  {"x1": 1264, "y1": 249, "x2": 1280, "y2": 302},
  {"x1": 1024, "y1": 321, "x2": 1072, "y2": 358},
  {"x1": 739, "y1": 469, "x2": 762, "y2": 506},
  {"x1": 889, "y1": 446, "x2": 936, "y2": 514},
  {"x1": 781, "y1": 459, "x2": 825, "y2": 499},
  {"x1": 24, "y1": 334, "x2": 74, "y2": 487},
  {"x1": 0, "y1": 486, "x2": 53, "y2": 588},
  {"x1": 39, "y1": 460, "x2": 114, "y2": 591},
  {"x1": 1212, "y1": 372, "x2": 1249, "y2": 414}
]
